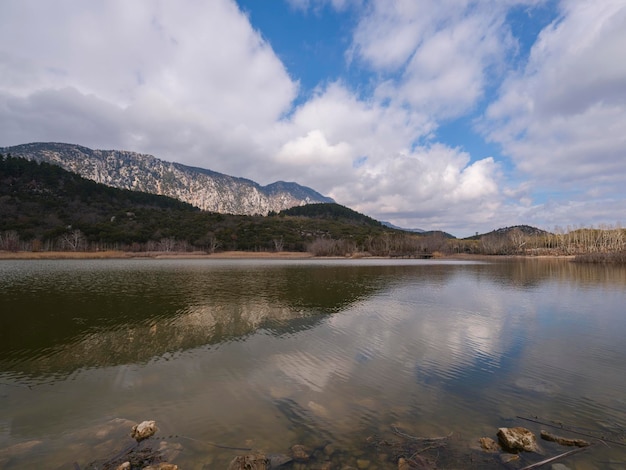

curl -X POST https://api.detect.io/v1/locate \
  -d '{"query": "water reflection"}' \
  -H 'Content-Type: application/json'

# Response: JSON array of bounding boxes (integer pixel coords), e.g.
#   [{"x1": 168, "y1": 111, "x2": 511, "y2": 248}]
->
[
  {"x1": 1, "y1": 258, "x2": 626, "y2": 469},
  {"x1": 1, "y1": 260, "x2": 445, "y2": 376}
]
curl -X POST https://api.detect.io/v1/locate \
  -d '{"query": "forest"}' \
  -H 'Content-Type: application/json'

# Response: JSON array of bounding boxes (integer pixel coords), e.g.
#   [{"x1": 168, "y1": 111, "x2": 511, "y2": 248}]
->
[{"x1": 1, "y1": 154, "x2": 625, "y2": 261}]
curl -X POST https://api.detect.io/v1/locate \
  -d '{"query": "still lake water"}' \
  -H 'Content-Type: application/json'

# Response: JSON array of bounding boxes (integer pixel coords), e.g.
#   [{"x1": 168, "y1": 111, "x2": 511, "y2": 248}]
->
[{"x1": 1, "y1": 258, "x2": 625, "y2": 469}]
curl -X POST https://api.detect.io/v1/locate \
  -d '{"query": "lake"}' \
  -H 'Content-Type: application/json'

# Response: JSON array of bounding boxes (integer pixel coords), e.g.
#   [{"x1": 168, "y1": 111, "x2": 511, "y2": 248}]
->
[{"x1": 1, "y1": 258, "x2": 625, "y2": 469}]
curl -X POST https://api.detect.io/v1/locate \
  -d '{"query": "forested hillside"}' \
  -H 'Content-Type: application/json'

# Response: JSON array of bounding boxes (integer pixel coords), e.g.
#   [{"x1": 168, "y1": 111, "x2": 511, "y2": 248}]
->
[
  {"x1": 0, "y1": 154, "x2": 413, "y2": 253},
  {"x1": 4, "y1": 154, "x2": 623, "y2": 258}
]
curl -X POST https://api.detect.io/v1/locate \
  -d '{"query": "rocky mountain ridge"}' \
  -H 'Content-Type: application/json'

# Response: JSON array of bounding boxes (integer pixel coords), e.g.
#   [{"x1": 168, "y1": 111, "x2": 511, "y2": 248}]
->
[{"x1": 1, "y1": 142, "x2": 333, "y2": 215}]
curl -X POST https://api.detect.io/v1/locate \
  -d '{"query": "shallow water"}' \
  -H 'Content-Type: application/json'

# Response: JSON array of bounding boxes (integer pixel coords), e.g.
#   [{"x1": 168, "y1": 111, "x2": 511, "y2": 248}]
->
[{"x1": 1, "y1": 258, "x2": 625, "y2": 469}]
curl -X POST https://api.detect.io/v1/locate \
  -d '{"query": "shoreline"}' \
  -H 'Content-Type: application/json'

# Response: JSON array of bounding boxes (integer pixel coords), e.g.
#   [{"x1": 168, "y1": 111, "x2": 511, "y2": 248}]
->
[
  {"x1": 0, "y1": 250, "x2": 576, "y2": 261},
  {"x1": 0, "y1": 250, "x2": 316, "y2": 260}
]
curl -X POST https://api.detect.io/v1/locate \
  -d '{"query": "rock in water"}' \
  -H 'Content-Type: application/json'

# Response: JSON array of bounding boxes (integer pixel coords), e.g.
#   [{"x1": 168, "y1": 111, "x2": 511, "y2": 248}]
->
[
  {"x1": 479, "y1": 437, "x2": 500, "y2": 452},
  {"x1": 228, "y1": 453, "x2": 270, "y2": 470},
  {"x1": 291, "y1": 444, "x2": 310, "y2": 462},
  {"x1": 497, "y1": 427, "x2": 539, "y2": 453},
  {"x1": 268, "y1": 453, "x2": 293, "y2": 467},
  {"x1": 130, "y1": 420, "x2": 158, "y2": 442}
]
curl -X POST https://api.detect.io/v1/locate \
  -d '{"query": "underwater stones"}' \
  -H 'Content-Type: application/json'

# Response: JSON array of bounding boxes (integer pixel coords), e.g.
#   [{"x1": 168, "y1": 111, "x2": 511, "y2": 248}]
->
[
  {"x1": 228, "y1": 453, "x2": 270, "y2": 470},
  {"x1": 497, "y1": 427, "x2": 539, "y2": 453},
  {"x1": 397, "y1": 455, "x2": 433, "y2": 469},
  {"x1": 143, "y1": 464, "x2": 179, "y2": 470},
  {"x1": 291, "y1": 444, "x2": 310, "y2": 462},
  {"x1": 268, "y1": 453, "x2": 293, "y2": 467},
  {"x1": 130, "y1": 420, "x2": 158, "y2": 442},
  {"x1": 479, "y1": 437, "x2": 500, "y2": 452}
]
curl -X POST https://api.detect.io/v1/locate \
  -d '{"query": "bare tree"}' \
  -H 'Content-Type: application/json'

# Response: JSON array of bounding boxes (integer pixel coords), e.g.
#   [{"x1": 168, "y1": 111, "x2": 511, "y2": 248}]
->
[
  {"x1": 0, "y1": 231, "x2": 20, "y2": 251},
  {"x1": 61, "y1": 229, "x2": 85, "y2": 251},
  {"x1": 206, "y1": 234, "x2": 220, "y2": 254},
  {"x1": 509, "y1": 228, "x2": 527, "y2": 254},
  {"x1": 159, "y1": 237, "x2": 177, "y2": 252},
  {"x1": 273, "y1": 236, "x2": 284, "y2": 252}
]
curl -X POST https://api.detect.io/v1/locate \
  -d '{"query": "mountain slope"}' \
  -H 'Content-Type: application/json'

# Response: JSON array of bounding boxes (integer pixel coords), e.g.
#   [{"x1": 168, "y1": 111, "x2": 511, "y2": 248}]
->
[
  {"x1": 464, "y1": 225, "x2": 549, "y2": 240},
  {"x1": 0, "y1": 155, "x2": 400, "y2": 252},
  {"x1": 1, "y1": 142, "x2": 333, "y2": 215}
]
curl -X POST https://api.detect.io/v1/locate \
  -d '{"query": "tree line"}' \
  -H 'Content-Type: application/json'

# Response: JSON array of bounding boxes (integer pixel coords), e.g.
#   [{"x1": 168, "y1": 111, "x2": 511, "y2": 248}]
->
[{"x1": 1, "y1": 154, "x2": 624, "y2": 259}]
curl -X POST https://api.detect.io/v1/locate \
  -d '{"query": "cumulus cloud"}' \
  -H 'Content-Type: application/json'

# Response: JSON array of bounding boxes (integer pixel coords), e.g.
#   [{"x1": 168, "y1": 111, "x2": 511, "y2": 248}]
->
[
  {"x1": 0, "y1": 0, "x2": 296, "y2": 167},
  {"x1": 348, "y1": 0, "x2": 518, "y2": 118},
  {"x1": 261, "y1": 80, "x2": 501, "y2": 231},
  {"x1": 1, "y1": 0, "x2": 623, "y2": 235},
  {"x1": 483, "y1": 1, "x2": 626, "y2": 192}
]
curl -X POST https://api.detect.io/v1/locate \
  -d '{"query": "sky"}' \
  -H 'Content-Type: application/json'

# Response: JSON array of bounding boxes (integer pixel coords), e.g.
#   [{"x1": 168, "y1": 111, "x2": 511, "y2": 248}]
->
[{"x1": 1, "y1": 0, "x2": 625, "y2": 237}]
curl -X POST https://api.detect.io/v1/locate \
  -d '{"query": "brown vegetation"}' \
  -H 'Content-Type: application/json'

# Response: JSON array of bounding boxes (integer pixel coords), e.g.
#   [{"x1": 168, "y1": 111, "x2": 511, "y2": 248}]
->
[{"x1": 3, "y1": 225, "x2": 626, "y2": 262}]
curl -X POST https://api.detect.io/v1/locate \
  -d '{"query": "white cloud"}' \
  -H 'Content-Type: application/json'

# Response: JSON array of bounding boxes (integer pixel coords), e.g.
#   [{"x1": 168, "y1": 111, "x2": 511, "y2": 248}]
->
[
  {"x1": 348, "y1": 0, "x2": 518, "y2": 118},
  {"x1": 3, "y1": 0, "x2": 623, "y2": 235},
  {"x1": 483, "y1": 1, "x2": 626, "y2": 190},
  {"x1": 277, "y1": 129, "x2": 352, "y2": 165},
  {"x1": 0, "y1": 0, "x2": 297, "y2": 165},
  {"x1": 335, "y1": 146, "x2": 501, "y2": 231}
]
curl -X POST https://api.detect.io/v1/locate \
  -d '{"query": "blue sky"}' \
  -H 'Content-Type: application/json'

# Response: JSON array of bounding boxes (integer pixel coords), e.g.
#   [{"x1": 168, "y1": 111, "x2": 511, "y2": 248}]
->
[{"x1": 1, "y1": 0, "x2": 625, "y2": 236}]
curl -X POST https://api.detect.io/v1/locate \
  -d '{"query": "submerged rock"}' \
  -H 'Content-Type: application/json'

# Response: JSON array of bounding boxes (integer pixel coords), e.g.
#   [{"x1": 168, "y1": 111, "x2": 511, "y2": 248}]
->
[
  {"x1": 479, "y1": 437, "x2": 500, "y2": 453},
  {"x1": 397, "y1": 455, "x2": 434, "y2": 469},
  {"x1": 550, "y1": 464, "x2": 572, "y2": 470},
  {"x1": 497, "y1": 427, "x2": 539, "y2": 453},
  {"x1": 540, "y1": 430, "x2": 590, "y2": 447},
  {"x1": 291, "y1": 444, "x2": 310, "y2": 462},
  {"x1": 500, "y1": 453, "x2": 520, "y2": 464},
  {"x1": 228, "y1": 453, "x2": 270, "y2": 470},
  {"x1": 268, "y1": 453, "x2": 293, "y2": 467},
  {"x1": 130, "y1": 420, "x2": 158, "y2": 442}
]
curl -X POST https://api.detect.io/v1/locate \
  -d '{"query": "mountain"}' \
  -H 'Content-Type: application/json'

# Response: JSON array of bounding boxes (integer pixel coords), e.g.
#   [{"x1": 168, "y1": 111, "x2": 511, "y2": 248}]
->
[
  {"x1": 0, "y1": 155, "x2": 401, "y2": 252},
  {"x1": 1, "y1": 142, "x2": 333, "y2": 215}
]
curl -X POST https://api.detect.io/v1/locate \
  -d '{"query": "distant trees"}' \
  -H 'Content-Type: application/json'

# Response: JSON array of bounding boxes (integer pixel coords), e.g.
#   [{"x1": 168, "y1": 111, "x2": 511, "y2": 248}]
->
[
  {"x1": 0, "y1": 230, "x2": 20, "y2": 251},
  {"x1": 469, "y1": 224, "x2": 626, "y2": 256},
  {"x1": 307, "y1": 238, "x2": 357, "y2": 256},
  {"x1": 3, "y1": 154, "x2": 626, "y2": 258}
]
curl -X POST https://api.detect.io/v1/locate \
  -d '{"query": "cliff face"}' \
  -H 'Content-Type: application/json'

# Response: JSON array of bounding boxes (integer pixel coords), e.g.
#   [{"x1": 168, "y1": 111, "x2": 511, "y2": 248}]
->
[{"x1": 2, "y1": 142, "x2": 333, "y2": 214}]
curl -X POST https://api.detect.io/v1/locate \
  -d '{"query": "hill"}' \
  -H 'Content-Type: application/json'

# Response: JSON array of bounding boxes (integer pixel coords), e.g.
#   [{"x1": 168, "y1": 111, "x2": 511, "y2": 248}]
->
[
  {"x1": 0, "y1": 154, "x2": 406, "y2": 253},
  {"x1": 279, "y1": 203, "x2": 383, "y2": 227},
  {"x1": 1, "y1": 142, "x2": 333, "y2": 215},
  {"x1": 463, "y1": 225, "x2": 548, "y2": 241}
]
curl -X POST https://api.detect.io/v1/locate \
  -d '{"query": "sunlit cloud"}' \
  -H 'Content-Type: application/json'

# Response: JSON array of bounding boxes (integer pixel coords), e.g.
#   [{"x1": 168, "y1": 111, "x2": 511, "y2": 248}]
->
[{"x1": 1, "y1": 0, "x2": 624, "y2": 236}]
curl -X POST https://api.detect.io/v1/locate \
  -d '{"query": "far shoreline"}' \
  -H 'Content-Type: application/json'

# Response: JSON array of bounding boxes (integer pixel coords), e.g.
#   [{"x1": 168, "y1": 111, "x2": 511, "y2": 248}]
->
[
  {"x1": 0, "y1": 250, "x2": 315, "y2": 260},
  {"x1": 0, "y1": 250, "x2": 576, "y2": 261}
]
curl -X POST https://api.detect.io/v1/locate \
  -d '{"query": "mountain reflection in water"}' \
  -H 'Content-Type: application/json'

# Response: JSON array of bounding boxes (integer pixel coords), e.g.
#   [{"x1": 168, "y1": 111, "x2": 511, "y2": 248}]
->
[
  {"x1": 1, "y1": 258, "x2": 625, "y2": 469},
  {"x1": 1, "y1": 260, "x2": 441, "y2": 375}
]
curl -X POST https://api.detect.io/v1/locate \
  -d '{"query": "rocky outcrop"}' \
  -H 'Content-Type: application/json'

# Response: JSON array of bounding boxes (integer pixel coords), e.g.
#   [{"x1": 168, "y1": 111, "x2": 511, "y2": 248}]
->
[{"x1": 2, "y1": 142, "x2": 333, "y2": 215}]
